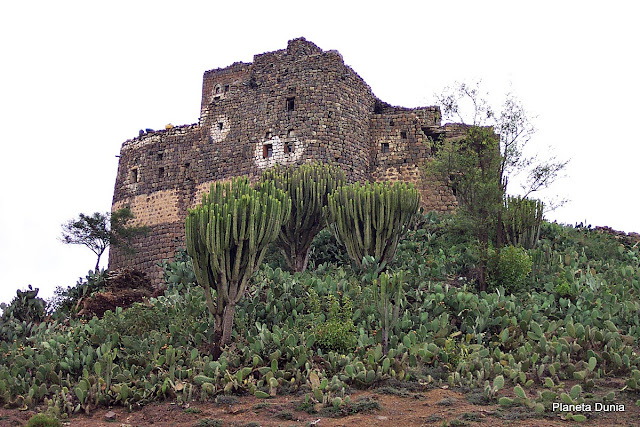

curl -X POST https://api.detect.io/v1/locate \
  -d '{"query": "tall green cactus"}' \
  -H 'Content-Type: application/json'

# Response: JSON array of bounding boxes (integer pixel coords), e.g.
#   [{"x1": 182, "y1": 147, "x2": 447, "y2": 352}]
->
[
  {"x1": 502, "y1": 196, "x2": 544, "y2": 249},
  {"x1": 260, "y1": 162, "x2": 346, "y2": 272},
  {"x1": 373, "y1": 271, "x2": 405, "y2": 355},
  {"x1": 326, "y1": 181, "x2": 420, "y2": 270},
  {"x1": 185, "y1": 177, "x2": 291, "y2": 358}
]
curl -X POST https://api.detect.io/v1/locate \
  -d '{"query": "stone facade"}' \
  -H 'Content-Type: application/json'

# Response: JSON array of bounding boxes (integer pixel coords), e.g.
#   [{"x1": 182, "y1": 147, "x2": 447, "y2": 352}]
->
[{"x1": 109, "y1": 38, "x2": 462, "y2": 283}]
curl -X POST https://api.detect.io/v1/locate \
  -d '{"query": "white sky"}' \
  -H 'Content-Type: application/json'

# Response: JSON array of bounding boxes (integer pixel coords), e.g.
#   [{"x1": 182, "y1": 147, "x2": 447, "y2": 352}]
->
[{"x1": 1, "y1": 1, "x2": 638, "y2": 306}]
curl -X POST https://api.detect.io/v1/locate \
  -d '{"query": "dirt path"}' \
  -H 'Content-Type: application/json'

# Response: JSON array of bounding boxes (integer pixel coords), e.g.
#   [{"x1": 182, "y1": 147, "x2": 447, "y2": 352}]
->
[{"x1": 2, "y1": 386, "x2": 638, "y2": 426}]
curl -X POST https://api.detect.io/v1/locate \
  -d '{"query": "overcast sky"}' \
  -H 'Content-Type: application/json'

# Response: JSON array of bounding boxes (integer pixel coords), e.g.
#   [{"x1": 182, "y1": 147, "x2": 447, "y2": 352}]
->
[{"x1": 1, "y1": 1, "x2": 638, "y2": 306}]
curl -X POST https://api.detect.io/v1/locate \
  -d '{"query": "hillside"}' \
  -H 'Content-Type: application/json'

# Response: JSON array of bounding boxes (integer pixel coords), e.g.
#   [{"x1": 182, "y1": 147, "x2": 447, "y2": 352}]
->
[{"x1": 1, "y1": 215, "x2": 640, "y2": 425}]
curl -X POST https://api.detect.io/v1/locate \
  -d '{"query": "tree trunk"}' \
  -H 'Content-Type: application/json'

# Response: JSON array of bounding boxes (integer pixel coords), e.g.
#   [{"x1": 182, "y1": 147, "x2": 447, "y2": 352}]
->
[
  {"x1": 220, "y1": 303, "x2": 236, "y2": 347},
  {"x1": 209, "y1": 303, "x2": 237, "y2": 360},
  {"x1": 293, "y1": 247, "x2": 311, "y2": 272},
  {"x1": 382, "y1": 327, "x2": 389, "y2": 356},
  {"x1": 95, "y1": 255, "x2": 101, "y2": 272}
]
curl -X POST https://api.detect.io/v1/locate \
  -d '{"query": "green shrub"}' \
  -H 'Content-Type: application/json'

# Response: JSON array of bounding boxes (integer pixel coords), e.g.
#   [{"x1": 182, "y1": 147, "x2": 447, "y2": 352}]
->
[
  {"x1": 554, "y1": 280, "x2": 576, "y2": 299},
  {"x1": 487, "y1": 245, "x2": 532, "y2": 293},
  {"x1": 315, "y1": 294, "x2": 357, "y2": 353},
  {"x1": 26, "y1": 413, "x2": 62, "y2": 427},
  {"x1": 308, "y1": 229, "x2": 351, "y2": 269}
]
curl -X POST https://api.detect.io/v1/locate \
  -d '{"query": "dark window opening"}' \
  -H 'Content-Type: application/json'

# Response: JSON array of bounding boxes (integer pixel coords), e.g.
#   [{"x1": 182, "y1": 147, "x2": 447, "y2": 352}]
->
[
  {"x1": 224, "y1": 84, "x2": 229, "y2": 92},
  {"x1": 158, "y1": 167, "x2": 165, "y2": 178},
  {"x1": 157, "y1": 152, "x2": 163, "y2": 161},
  {"x1": 218, "y1": 122, "x2": 224, "y2": 130},
  {"x1": 215, "y1": 85, "x2": 221, "y2": 94},
  {"x1": 184, "y1": 162, "x2": 190, "y2": 168},
  {"x1": 389, "y1": 119, "x2": 394, "y2": 126},
  {"x1": 263, "y1": 144, "x2": 273, "y2": 158},
  {"x1": 400, "y1": 131, "x2": 407, "y2": 139},
  {"x1": 285, "y1": 142, "x2": 294, "y2": 154},
  {"x1": 381, "y1": 143, "x2": 390, "y2": 153},
  {"x1": 286, "y1": 97, "x2": 295, "y2": 111},
  {"x1": 131, "y1": 168, "x2": 139, "y2": 183}
]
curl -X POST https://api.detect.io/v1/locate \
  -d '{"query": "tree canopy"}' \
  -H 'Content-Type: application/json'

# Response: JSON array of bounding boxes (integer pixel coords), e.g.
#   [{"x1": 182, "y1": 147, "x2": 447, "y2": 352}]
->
[{"x1": 60, "y1": 207, "x2": 148, "y2": 271}]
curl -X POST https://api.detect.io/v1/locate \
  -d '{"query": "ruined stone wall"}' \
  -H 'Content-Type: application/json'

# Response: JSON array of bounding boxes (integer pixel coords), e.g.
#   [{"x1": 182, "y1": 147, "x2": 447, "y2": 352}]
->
[
  {"x1": 370, "y1": 106, "x2": 457, "y2": 213},
  {"x1": 109, "y1": 38, "x2": 463, "y2": 283}
]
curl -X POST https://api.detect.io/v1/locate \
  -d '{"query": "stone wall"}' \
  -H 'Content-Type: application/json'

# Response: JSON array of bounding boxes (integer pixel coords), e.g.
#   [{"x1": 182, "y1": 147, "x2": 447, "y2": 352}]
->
[{"x1": 109, "y1": 37, "x2": 465, "y2": 283}]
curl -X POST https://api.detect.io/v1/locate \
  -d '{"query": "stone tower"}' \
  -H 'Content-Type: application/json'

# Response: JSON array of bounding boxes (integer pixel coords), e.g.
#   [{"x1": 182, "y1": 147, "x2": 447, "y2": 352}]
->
[{"x1": 109, "y1": 38, "x2": 461, "y2": 282}]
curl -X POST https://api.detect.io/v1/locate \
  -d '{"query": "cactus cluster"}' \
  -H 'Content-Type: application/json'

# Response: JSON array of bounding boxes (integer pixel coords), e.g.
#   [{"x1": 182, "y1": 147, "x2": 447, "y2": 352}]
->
[
  {"x1": 326, "y1": 181, "x2": 420, "y2": 270},
  {"x1": 186, "y1": 177, "x2": 291, "y2": 357},
  {"x1": 260, "y1": 162, "x2": 346, "y2": 272},
  {"x1": 1, "y1": 189, "x2": 639, "y2": 422}
]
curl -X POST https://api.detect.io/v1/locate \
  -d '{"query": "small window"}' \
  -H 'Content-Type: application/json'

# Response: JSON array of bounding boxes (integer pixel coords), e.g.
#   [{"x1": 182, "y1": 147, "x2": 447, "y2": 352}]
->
[
  {"x1": 389, "y1": 119, "x2": 394, "y2": 126},
  {"x1": 158, "y1": 167, "x2": 165, "y2": 178},
  {"x1": 263, "y1": 144, "x2": 273, "y2": 158},
  {"x1": 131, "y1": 168, "x2": 139, "y2": 183},
  {"x1": 400, "y1": 131, "x2": 407, "y2": 139},
  {"x1": 218, "y1": 122, "x2": 224, "y2": 131},
  {"x1": 381, "y1": 143, "x2": 390, "y2": 153},
  {"x1": 286, "y1": 97, "x2": 295, "y2": 111},
  {"x1": 285, "y1": 142, "x2": 294, "y2": 154},
  {"x1": 224, "y1": 84, "x2": 230, "y2": 93},
  {"x1": 157, "y1": 152, "x2": 163, "y2": 161}
]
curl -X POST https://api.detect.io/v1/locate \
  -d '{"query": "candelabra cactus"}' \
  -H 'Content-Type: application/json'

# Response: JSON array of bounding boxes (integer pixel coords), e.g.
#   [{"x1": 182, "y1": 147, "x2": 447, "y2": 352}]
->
[
  {"x1": 325, "y1": 181, "x2": 420, "y2": 270},
  {"x1": 185, "y1": 177, "x2": 291, "y2": 358},
  {"x1": 373, "y1": 271, "x2": 405, "y2": 355},
  {"x1": 260, "y1": 162, "x2": 346, "y2": 272},
  {"x1": 501, "y1": 196, "x2": 544, "y2": 249}
]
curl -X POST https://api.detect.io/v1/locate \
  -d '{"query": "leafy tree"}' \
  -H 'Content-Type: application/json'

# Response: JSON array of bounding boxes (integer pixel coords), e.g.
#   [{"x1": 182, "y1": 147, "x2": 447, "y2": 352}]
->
[
  {"x1": 260, "y1": 162, "x2": 346, "y2": 272},
  {"x1": 60, "y1": 207, "x2": 148, "y2": 271},
  {"x1": 424, "y1": 126, "x2": 503, "y2": 290},
  {"x1": 325, "y1": 181, "x2": 420, "y2": 272},
  {"x1": 185, "y1": 177, "x2": 291, "y2": 358},
  {"x1": 435, "y1": 80, "x2": 568, "y2": 204}
]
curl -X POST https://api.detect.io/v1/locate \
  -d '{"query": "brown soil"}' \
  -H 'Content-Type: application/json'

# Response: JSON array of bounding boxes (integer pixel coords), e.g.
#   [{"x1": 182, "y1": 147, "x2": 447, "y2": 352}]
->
[
  {"x1": 77, "y1": 268, "x2": 157, "y2": 318},
  {"x1": 2, "y1": 384, "x2": 638, "y2": 427}
]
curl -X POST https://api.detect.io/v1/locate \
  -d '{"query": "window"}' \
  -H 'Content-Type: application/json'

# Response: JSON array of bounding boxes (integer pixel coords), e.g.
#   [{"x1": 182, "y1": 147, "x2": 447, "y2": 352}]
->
[
  {"x1": 218, "y1": 122, "x2": 224, "y2": 131},
  {"x1": 389, "y1": 119, "x2": 394, "y2": 126},
  {"x1": 224, "y1": 84, "x2": 230, "y2": 93},
  {"x1": 263, "y1": 144, "x2": 273, "y2": 158},
  {"x1": 285, "y1": 142, "x2": 294, "y2": 154},
  {"x1": 131, "y1": 168, "x2": 139, "y2": 183},
  {"x1": 158, "y1": 167, "x2": 165, "y2": 178},
  {"x1": 381, "y1": 143, "x2": 390, "y2": 153},
  {"x1": 286, "y1": 97, "x2": 295, "y2": 111},
  {"x1": 215, "y1": 85, "x2": 221, "y2": 94},
  {"x1": 157, "y1": 152, "x2": 163, "y2": 161},
  {"x1": 400, "y1": 131, "x2": 407, "y2": 139}
]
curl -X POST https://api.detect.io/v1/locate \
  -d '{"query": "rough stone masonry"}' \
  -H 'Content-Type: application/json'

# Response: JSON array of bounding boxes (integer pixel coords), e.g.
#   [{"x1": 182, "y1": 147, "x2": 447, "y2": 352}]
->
[{"x1": 109, "y1": 37, "x2": 464, "y2": 283}]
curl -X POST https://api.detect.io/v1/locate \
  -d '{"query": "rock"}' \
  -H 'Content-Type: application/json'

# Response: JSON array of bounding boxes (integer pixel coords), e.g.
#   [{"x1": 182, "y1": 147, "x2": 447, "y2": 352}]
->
[{"x1": 104, "y1": 410, "x2": 117, "y2": 421}]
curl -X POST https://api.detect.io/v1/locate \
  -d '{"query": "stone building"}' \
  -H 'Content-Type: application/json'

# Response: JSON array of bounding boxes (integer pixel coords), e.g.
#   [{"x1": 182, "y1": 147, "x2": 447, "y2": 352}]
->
[{"x1": 109, "y1": 37, "x2": 463, "y2": 282}]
